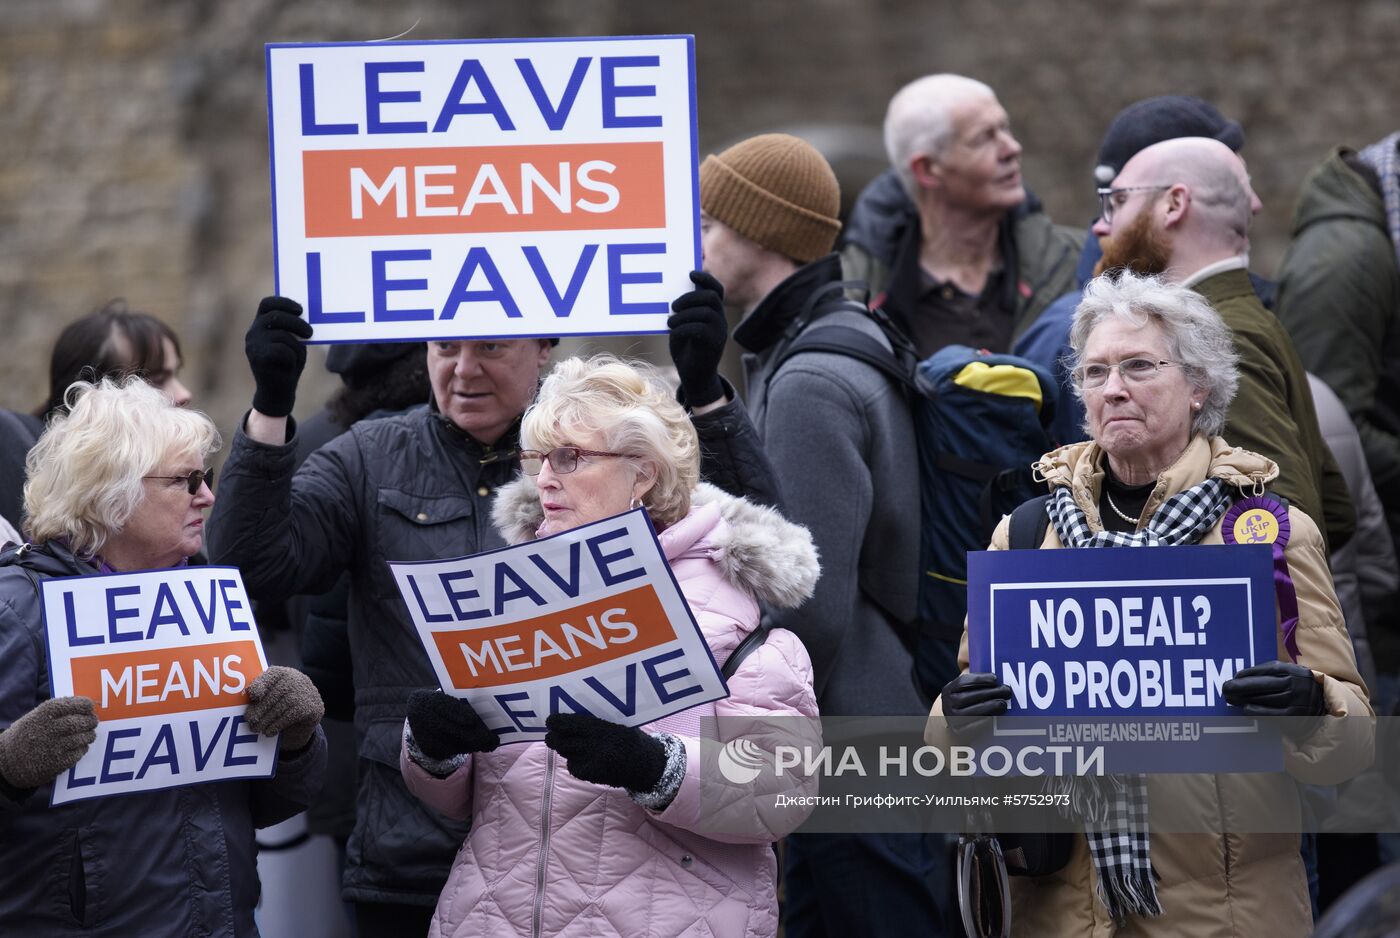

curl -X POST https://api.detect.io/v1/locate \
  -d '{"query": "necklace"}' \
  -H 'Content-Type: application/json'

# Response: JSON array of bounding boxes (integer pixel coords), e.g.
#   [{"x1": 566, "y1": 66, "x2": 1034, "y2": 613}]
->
[{"x1": 1103, "y1": 488, "x2": 1141, "y2": 525}]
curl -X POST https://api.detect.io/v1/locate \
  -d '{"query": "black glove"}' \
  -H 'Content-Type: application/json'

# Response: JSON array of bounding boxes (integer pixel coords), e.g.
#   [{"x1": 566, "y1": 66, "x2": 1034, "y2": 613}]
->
[
  {"x1": 406, "y1": 690, "x2": 500, "y2": 760},
  {"x1": 245, "y1": 296, "x2": 313, "y2": 418},
  {"x1": 1223, "y1": 662, "x2": 1326, "y2": 740},
  {"x1": 941, "y1": 672, "x2": 1013, "y2": 718},
  {"x1": 940, "y1": 672, "x2": 1012, "y2": 737},
  {"x1": 668, "y1": 270, "x2": 728, "y2": 408},
  {"x1": 544, "y1": 712, "x2": 667, "y2": 792}
]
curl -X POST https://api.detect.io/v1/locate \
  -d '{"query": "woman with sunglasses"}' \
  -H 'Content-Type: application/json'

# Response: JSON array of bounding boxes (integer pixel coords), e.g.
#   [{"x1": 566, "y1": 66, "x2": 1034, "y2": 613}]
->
[
  {"x1": 0, "y1": 377, "x2": 326, "y2": 936},
  {"x1": 930, "y1": 272, "x2": 1371, "y2": 936},
  {"x1": 399, "y1": 355, "x2": 821, "y2": 938}
]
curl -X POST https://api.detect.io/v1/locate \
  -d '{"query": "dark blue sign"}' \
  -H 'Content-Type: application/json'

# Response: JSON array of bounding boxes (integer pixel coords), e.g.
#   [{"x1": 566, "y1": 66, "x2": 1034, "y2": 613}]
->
[{"x1": 967, "y1": 544, "x2": 1282, "y2": 773}]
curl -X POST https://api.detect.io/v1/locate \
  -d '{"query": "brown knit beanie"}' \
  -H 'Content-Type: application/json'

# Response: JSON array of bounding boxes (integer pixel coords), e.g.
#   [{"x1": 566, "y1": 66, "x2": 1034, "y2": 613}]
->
[{"x1": 699, "y1": 133, "x2": 841, "y2": 263}]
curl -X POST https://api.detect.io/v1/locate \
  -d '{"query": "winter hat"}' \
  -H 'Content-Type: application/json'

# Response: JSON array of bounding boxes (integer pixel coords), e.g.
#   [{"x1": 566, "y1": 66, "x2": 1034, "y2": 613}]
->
[
  {"x1": 699, "y1": 133, "x2": 841, "y2": 263},
  {"x1": 1094, "y1": 96, "x2": 1244, "y2": 185}
]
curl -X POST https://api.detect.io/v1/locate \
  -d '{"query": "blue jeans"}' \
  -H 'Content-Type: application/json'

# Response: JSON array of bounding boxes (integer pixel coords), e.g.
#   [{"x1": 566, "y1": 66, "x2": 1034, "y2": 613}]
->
[{"x1": 783, "y1": 832, "x2": 951, "y2": 937}]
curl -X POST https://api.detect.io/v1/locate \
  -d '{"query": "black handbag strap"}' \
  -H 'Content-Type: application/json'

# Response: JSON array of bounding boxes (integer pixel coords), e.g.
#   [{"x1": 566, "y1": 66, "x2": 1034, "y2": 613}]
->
[
  {"x1": 721, "y1": 621, "x2": 770, "y2": 680},
  {"x1": 1008, "y1": 494, "x2": 1052, "y2": 550}
]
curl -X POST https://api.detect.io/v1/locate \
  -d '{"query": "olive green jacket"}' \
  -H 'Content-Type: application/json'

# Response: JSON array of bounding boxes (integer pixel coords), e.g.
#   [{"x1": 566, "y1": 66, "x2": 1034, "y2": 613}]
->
[{"x1": 1194, "y1": 268, "x2": 1355, "y2": 552}]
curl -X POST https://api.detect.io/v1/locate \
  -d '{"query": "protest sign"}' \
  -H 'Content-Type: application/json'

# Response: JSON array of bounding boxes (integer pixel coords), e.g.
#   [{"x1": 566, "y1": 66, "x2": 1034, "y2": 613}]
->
[
  {"x1": 389, "y1": 508, "x2": 727, "y2": 743},
  {"x1": 42, "y1": 567, "x2": 276, "y2": 806},
  {"x1": 265, "y1": 36, "x2": 699, "y2": 343},
  {"x1": 967, "y1": 544, "x2": 1282, "y2": 772}
]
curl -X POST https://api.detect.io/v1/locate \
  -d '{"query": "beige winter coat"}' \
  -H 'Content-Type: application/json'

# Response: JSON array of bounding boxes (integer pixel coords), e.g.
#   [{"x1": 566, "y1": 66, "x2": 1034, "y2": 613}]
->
[{"x1": 927, "y1": 435, "x2": 1373, "y2": 937}]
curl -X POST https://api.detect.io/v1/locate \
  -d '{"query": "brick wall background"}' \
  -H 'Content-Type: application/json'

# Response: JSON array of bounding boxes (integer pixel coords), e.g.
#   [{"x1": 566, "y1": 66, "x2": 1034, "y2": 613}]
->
[{"x1": 2, "y1": 0, "x2": 1397, "y2": 436}]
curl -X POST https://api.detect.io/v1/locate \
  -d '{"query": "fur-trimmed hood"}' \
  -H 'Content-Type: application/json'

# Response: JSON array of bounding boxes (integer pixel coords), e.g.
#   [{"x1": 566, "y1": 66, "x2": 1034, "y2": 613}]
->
[{"x1": 492, "y1": 478, "x2": 819, "y2": 610}]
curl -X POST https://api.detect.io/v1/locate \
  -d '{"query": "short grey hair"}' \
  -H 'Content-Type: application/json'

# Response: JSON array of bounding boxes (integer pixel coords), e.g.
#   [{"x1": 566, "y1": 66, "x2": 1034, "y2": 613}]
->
[
  {"x1": 1069, "y1": 271, "x2": 1239, "y2": 438},
  {"x1": 24, "y1": 377, "x2": 221, "y2": 557},
  {"x1": 522, "y1": 355, "x2": 699, "y2": 528},
  {"x1": 884, "y1": 74, "x2": 995, "y2": 200}
]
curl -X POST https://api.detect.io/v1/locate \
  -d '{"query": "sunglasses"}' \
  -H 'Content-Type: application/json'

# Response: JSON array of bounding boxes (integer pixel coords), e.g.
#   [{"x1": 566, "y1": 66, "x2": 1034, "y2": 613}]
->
[{"x1": 144, "y1": 467, "x2": 215, "y2": 495}]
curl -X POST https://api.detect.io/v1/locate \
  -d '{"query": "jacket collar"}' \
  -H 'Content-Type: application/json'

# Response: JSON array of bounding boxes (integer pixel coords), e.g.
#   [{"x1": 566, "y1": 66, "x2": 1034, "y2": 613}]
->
[
  {"x1": 732, "y1": 253, "x2": 846, "y2": 354},
  {"x1": 1034, "y1": 434, "x2": 1278, "y2": 528},
  {"x1": 490, "y1": 478, "x2": 819, "y2": 610},
  {"x1": 426, "y1": 392, "x2": 522, "y2": 466},
  {"x1": 840, "y1": 168, "x2": 1045, "y2": 267},
  {"x1": 0, "y1": 538, "x2": 97, "y2": 577},
  {"x1": 1189, "y1": 266, "x2": 1255, "y2": 305},
  {"x1": 1182, "y1": 255, "x2": 1248, "y2": 289}
]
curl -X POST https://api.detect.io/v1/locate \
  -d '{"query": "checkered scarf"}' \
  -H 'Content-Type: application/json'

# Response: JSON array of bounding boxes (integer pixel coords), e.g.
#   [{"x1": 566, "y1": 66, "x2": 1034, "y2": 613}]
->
[{"x1": 1044, "y1": 476, "x2": 1233, "y2": 922}]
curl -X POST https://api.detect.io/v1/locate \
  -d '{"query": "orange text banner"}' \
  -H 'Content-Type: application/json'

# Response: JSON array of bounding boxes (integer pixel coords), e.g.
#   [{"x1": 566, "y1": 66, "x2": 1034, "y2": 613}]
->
[
  {"x1": 303, "y1": 142, "x2": 665, "y2": 237},
  {"x1": 432, "y1": 584, "x2": 671, "y2": 688},
  {"x1": 71, "y1": 640, "x2": 263, "y2": 721}
]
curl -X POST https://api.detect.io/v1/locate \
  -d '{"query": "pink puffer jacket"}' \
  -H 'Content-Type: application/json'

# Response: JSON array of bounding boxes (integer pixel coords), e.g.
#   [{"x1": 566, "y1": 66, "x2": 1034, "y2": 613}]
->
[{"x1": 401, "y1": 482, "x2": 822, "y2": 938}]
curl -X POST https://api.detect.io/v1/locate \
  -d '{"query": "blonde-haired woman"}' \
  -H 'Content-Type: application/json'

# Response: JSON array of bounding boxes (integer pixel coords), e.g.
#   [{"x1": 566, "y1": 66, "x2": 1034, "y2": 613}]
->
[
  {"x1": 401, "y1": 355, "x2": 822, "y2": 937},
  {"x1": 0, "y1": 378, "x2": 326, "y2": 936}
]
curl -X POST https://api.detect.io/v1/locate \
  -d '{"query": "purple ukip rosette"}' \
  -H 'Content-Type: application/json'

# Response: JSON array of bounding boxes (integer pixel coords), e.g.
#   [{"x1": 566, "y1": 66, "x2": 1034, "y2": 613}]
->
[{"x1": 1221, "y1": 495, "x2": 1298, "y2": 661}]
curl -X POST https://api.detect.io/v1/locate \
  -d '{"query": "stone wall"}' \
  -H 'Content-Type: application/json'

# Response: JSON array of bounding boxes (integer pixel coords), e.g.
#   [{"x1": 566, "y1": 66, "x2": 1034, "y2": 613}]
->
[{"x1": 2, "y1": 0, "x2": 1396, "y2": 434}]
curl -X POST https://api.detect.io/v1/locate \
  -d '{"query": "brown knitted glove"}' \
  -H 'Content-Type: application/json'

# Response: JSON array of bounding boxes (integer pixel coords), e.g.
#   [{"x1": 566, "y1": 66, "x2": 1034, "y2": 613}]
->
[
  {"x1": 0, "y1": 696, "x2": 98, "y2": 790},
  {"x1": 245, "y1": 666, "x2": 324, "y2": 751}
]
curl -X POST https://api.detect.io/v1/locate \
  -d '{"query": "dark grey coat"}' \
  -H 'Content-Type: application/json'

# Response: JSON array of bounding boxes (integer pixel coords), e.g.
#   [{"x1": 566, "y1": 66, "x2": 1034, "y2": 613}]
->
[
  {"x1": 734, "y1": 255, "x2": 924, "y2": 717},
  {"x1": 0, "y1": 540, "x2": 325, "y2": 937}
]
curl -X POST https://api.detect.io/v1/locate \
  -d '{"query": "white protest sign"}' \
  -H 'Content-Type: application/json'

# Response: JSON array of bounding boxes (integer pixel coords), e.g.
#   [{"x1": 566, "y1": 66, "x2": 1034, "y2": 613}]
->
[
  {"x1": 265, "y1": 35, "x2": 699, "y2": 343},
  {"x1": 42, "y1": 567, "x2": 276, "y2": 805},
  {"x1": 389, "y1": 508, "x2": 727, "y2": 743}
]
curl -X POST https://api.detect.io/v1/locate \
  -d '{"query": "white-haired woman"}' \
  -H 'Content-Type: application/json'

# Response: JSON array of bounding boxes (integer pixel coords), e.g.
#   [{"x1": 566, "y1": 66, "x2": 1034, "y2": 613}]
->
[
  {"x1": 930, "y1": 271, "x2": 1372, "y2": 937},
  {"x1": 0, "y1": 378, "x2": 326, "y2": 936},
  {"x1": 400, "y1": 355, "x2": 821, "y2": 937}
]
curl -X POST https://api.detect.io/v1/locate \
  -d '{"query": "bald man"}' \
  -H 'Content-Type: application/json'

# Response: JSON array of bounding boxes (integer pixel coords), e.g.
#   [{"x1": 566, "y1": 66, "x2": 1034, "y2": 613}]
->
[{"x1": 1094, "y1": 137, "x2": 1355, "y2": 550}]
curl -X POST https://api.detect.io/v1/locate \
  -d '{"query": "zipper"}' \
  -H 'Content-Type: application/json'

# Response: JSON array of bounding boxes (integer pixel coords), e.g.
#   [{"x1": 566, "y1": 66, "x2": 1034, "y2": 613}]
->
[{"x1": 532, "y1": 750, "x2": 557, "y2": 938}]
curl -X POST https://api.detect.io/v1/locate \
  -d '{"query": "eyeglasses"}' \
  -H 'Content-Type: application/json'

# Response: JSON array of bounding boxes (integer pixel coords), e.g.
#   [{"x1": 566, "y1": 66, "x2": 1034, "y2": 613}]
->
[
  {"x1": 1096, "y1": 185, "x2": 1171, "y2": 223},
  {"x1": 1073, "y1": 358, "x2": 1181, "y2": 390},
  {"x1": 144, "y1": 467, "x2": 215, "y2": 495},
  {"x1": 517, "y1": 447, "x2": 632, "y2": 476}
]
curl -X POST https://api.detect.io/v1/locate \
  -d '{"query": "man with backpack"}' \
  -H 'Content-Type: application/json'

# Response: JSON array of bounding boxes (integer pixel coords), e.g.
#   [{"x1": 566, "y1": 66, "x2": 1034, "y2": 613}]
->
[{"x1": 668, "y1": 132, "x2": 947, "y2": 936}]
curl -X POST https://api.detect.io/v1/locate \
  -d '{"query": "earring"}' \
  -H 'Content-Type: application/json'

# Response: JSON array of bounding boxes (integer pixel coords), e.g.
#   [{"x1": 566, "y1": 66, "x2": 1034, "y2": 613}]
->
[{"x1": 630, "y1": 495, "x2": 643, "y2": 511}]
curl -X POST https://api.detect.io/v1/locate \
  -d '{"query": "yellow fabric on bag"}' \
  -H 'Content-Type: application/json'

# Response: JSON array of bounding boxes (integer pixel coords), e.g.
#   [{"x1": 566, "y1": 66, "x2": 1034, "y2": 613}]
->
[{"x1": 952, "y1": 361, "x2": 1044, "y2": 413}]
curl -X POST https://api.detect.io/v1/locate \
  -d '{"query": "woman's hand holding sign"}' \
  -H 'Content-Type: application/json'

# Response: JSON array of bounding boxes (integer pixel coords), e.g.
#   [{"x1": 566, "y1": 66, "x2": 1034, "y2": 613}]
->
[
  {"x1": 940, "y1": 672, "x2": 1013, "y2": 736},
  {"x1": 1222, "y1": 662, "x2": 1326, "y2": 741},
  {"x1": 544, "y1": 712, "x2": 668, "y2": 795},
  {"x1": 406, "y1": 690, "x2": 502, "y2": 766},
  {"x1": 244, "y1": 666, "x2": 325, "y2": 752},
  {"x1": 0, "y1": 695, "x2": 98, "y2": 791}
]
